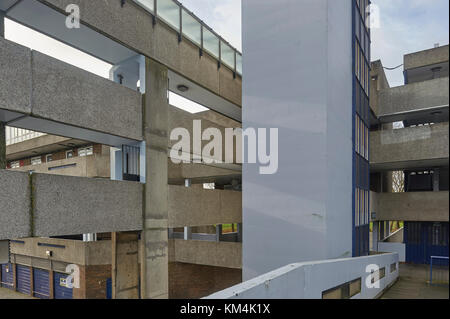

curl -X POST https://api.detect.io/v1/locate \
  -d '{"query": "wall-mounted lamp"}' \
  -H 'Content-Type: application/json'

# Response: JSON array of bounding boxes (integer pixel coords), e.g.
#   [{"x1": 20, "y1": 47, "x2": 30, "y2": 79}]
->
[{"x1": 177, "y1": 84, "x2": 189, "y2": 92}]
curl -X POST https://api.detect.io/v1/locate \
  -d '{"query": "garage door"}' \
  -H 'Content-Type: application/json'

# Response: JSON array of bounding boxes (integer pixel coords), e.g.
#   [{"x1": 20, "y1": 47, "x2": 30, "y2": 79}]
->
[
  {"x1": 54, "y1": 272, "x2": 73, "y2": 299},
  {"x1": 33, "y1": 268, "x2": 50, "y2": 299},
  {"x1": 1, "y1": 264, "x2": 14, "y2": 290},
  {"x1": 16, "y1": 265, "x2": 31, "y2": 295}
]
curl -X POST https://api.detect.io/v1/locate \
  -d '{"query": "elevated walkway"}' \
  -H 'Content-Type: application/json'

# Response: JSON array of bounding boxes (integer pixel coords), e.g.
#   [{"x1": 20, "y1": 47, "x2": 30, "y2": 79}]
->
[{"x1": 381, "y1": 264, "x2": 449, "y2": 299}]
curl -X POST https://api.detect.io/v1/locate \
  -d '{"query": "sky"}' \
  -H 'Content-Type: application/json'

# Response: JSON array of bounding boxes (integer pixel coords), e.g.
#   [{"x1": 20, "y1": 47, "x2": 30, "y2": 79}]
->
[{"x1": 4, "y1": 0, "x2": 449, "y2": 89}]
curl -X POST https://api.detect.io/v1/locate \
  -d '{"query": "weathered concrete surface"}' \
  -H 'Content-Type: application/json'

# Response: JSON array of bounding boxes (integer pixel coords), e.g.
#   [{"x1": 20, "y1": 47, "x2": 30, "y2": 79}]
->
[
  {"x1": 370, "y1": 122, "x2": 449, "y2": 171},
  {"x1": 370, "y1": 60, "x2": 391, "y2": 116},
  {"x1": 169, "y1": 239, "x2": 242, "y2": 269},
  {"x1": 32, "y1": 173, "x2": 143, "y2": 237},
  {"x1": 141, "y1": 58, "x2": 169, "y2": 299},
  {"x1": 32, "y1": 51, "x2": 142, "y2": 141},
  {"x1": 374, "y1": 191, "x2": 449, "y2": 222},
  {"x1": 12, "y1": 154, "x2": 110, "y2": 178},
  {"x1": 112, "y1": 232, "x2": 139, "y2": 299},
  {"x1": 404, "y1": 45, "x2": 449, "y2": 71},
  {"x1": 40, "y1": 0, "x2": 242, "y2": 107},
  {"x1": 168, "y1": 161, "x2": 241, "y2": 184},
  {"x1": 0, "y1": 170, "x2": 31, "y2": 240},
  {"x1": 168, "y1": 186, "x2": 242, "y2": 228},
  {"x1": 377, "y1": 77, "x2": 449, "y2": 117},
  {"x1": 0, "y1": 37, "x2": 32, "y2": 115},
  {"x1": 6, "y1": 135, "x2": 72, "y2": 159},
  {"x1": 10, "y1": 237, "x2": 111, "y2": 266},
  {"x1": 0, "y1": 287, "x2": 35, "y2": 299},
  {"x1": 0, "y1": 121, "x2": 5, "y2": 169}
]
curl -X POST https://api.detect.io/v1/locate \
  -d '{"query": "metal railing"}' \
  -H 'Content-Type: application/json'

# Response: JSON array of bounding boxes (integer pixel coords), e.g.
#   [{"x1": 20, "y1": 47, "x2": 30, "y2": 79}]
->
[
  {"x1": 133, "y1": 0, "x2": 242, "y2": 76},
  {"x1": 430, "y1": 256, "x2": 449, "y2": 286},
  {"x1": 5, "y1": 126, "x2": 46, "y2": 146}
]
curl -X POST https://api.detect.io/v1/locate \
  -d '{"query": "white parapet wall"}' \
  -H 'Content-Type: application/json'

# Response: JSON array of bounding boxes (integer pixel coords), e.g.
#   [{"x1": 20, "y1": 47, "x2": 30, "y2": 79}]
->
[{"x1": 205, "y1": 253, "x2": 399, "y2": 299}]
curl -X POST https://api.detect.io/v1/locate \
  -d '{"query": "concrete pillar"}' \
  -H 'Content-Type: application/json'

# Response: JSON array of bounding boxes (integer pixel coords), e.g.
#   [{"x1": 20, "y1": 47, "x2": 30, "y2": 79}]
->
[
  {"x1": 0, "y1": 10, "x2": 5, "y2": 38},
  {"x1": 112, "y1": 232, "x2": 140, "y2": 299},
  {"x1": 183, "y1": 227, "x2": 192, "y2": 241},
  {"x1": 372, "y1": 222, "x2": 379, "y2": 251},
  {"x1": 237, "y1": 223, "x2": 243, "y2": 243},
  {"x1": 433, "y1": 168, "x2": 440, "y2": 192},
  {"x1": 141, "y1": 58, "x2": 169, "y2": 299},
  {"x1": 216, "y1": 225, "x2": 223, "y2": 242},
  {"x1": 0, "y1": 121, "x2": 5, "y2": 169}
]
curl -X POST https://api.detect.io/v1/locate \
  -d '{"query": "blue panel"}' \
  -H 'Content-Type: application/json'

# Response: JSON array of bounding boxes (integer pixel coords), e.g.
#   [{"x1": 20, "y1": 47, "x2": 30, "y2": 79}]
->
[
  {"x1": 1, "y1": 264, "x2": 14, "y2": 290},
  {"x1": 54, "y1": 272, "x2": 73, "y2": 299},
  {"x1": 406, "y1": 222, "x2": 449, "y2": 264},
  {"x1": 106, "y1": 278, "x2": 112, "y2": 299},
  {"x1": 16, "y1": 265, "x2": 31, "y2": 295},
  {"x1": 33, "y1": 268, "x2": 50, "y2": 299}
]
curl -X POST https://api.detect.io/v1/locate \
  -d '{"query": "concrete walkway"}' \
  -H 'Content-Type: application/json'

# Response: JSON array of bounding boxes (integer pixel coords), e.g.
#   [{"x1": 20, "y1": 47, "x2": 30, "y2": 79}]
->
[
  {"x1": 0, "y1": 287, "x2": 35, "y2": 299},
  {"x1": 381, "y1": 264, "x2": 449, "y2": 299}
]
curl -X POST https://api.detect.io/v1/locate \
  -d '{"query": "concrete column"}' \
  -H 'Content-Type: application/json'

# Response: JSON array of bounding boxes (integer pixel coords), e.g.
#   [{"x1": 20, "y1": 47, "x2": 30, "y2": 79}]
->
[
  {"x1": 237, "y1": 223, "x2": 243, "y2": 243},
  {"x1": 216, "y1": 225, "x2": 222, "y2": 242},
  {"x1": 184, "y1": 227, "x2": 192, "y2": 241},
  {"x1": 0, "y1": 10, "x2": 5, "y2": 38},
  {"x1": 112, "y1": 232, "x2": 140, "y2": 299},
  {"x1": 141, "y1": 58, "x2": 169, "y2": 299},
  {"x1": 0, "y1": 121, "x2": 5, "y2": 169},
  {"x1": 372, "y1": 222, "x2": 379, "y2": 251},
  {"x1": 433, "y1": 168, "x2": 440, "y2": 192}
]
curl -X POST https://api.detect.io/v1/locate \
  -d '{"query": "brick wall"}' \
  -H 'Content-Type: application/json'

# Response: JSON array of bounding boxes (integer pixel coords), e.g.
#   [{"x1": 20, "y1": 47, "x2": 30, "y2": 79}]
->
[
  {"x1": 169, "y1": 262, "x2": 242, "y2": 299},
  {"x1": 74, "y1": 264, "x2": 111, "y2": 299}
]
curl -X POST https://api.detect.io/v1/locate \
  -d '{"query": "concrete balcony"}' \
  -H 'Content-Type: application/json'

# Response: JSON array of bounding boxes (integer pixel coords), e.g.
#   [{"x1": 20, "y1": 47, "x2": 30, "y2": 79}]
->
[
  {"x1": 377, "y1": 78, "x2": 449, "y2": 123},
  {"x1": 5, "y1": 0, "x2": 241, "y2": 107},
  {"x1": 0, "y1": 37, "x2": 143, "y2": 145},
  {"x1": 404, "y1": 45, "x2": 449, "y2": 84},
  {"x1": 169, "y1": 239, "x2": 242, "y2": 269},
  {"x1": 370, "y1": 122, "x2": 449, "y2": 171},
  {"x1": 372, "y1": 191, "x2": 449, "y2": 222},
  {"x1": 168, "y1": 185, "x2": 242, "y2": 228},
  {"x1": 0, "y1": 170, "x2": 143, "y2": 240}
]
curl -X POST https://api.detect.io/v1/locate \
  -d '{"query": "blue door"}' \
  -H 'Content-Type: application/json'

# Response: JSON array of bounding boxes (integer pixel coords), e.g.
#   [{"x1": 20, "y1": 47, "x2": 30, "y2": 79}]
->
[
  {"x1": 1, "y1": 264, "x2": 14, "y2": 290},
  {"x1": 33, "y1": 268, "x2": 50, "y2": 299},
  {"x1": 54, "y1": 272, "x2": 73, "y2": 299},
  {"x1": 16, "y1": 265, "x2": 31, "y2": 295},
  {"x1": 405, "y1": 222, "x2": 449, "y2": 264}
]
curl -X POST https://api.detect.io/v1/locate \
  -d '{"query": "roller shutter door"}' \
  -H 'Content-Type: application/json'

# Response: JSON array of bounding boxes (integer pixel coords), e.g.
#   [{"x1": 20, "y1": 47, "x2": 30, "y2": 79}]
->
[
  {"x1": 33, "y1": 268, "x2": 50, "y2": 299},
  {"x1": 16, "y1": 265, "x2": 31, "y2": 295},
  {"x1": 54, "y1": 272, "x2": 73, "y2": 299},
  {"x1": 1, "y1": 264, "x2": 14, "y2": 289}
]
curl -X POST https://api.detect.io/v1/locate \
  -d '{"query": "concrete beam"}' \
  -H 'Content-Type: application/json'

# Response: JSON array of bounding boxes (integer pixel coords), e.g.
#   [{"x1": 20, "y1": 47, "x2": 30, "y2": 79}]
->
[
  {"x1": 168, "y1": 160, "x2": 241, "y2": 185},
  {"x1": 370, "y1": 122, "x2": 449, "y2": 171},
  {"x1": 377, "y1": 77, "x2": 449, "y2": 121},
  {"x1": 37, "y1": 0, "x2": 242, "y2": 107},
  {"x1": 169, "y1": 239, "x2": 242, "y2": 269},
  {"x1": 373, "y1": 191, "x2": 449, "y2": 222},
  {"x1": 168, "y1": 186, "x2": 242, "y2": 228},
  {"x1": 0, "y1": 37, "x2": 143, "y2": 142},
  {"x1": 0, "y1": 170, "x2": 31, "y2": 240},
  {"x1": 404, "y1": 45, "x2": 449, "y2": 71},
  {"x1": 0, "y1": 170, "x2": 143, "y2": 240}
]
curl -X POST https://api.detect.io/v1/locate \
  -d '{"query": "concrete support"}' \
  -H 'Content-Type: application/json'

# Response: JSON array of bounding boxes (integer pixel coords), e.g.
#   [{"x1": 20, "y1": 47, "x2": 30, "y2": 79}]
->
[
  {"x1": 216, "y1": 225, "x2": 223, "y2": 242},
  {"x1": 0, "y1": 9, "x2": 5, "y2": 38},
  {"x1": 141, "y1": 58, "x2": 169, "y2": 299},
  {"x1": 433, "y1": 168, "x2": 440, "y2": 192},
  {"x1": 0, "y1": 121, "x2": 5, "y2": 169},
  {"x1": 112, "y1": 232, "x2": 139, "y2": 299},
  {"x1": 372, "y1": 222, "x2": 379, "y2": 251}
]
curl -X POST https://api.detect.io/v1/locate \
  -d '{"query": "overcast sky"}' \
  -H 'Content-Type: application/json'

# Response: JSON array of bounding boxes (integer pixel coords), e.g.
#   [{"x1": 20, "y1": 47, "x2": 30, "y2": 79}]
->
[{"x1": 5, "y1": 0, "x2": 449, "y2": 88}]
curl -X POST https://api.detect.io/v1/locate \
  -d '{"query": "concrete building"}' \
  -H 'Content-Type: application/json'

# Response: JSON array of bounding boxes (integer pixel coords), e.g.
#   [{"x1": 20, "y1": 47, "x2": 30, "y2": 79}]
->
[
  {"x1": 1, "y1": 0, "x2": 243, "y2": 299},
  {"x1": 370, "y1": 45, "x2": 449, "y2": 265}
]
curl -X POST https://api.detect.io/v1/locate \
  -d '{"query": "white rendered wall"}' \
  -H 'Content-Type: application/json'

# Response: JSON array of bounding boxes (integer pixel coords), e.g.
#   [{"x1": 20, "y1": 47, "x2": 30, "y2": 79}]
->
[{"x1": 242, "y1": 0, "x2": 353, "y2": 280}]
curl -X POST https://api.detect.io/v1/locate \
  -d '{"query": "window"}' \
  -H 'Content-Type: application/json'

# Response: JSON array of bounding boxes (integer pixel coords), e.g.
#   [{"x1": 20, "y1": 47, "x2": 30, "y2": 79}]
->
[
  {"x1": 46, "y1": 154, "x2": 53, "y2": 163},
  {"x1": 390, "y1": 263, "x2": 397, "y2": 273},
  {"x1": 66, "y1": 150, "x2": 74, "y2": 159},
  {"x1": 322, "y1": 278, "x2": 362, "y2": 299},
  {"x1": 31, "y1": 156, "x2": 42, "y2": 166},
  {"x1": 78, "y1": 146, "x2": 93, "y2": 157},
  {"x1": 11, "y1": 161, "x2": 20, "y2": 169}
]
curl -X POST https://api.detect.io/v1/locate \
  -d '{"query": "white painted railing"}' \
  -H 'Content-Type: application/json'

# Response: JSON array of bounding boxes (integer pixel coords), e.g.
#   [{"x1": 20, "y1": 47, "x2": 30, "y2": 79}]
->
[
  {"x1": 206, "y1": 253, "x2": 399, "y2": 299},
  {"x1": 5, "y1": 126, "x2": 46, "y2": 146}
]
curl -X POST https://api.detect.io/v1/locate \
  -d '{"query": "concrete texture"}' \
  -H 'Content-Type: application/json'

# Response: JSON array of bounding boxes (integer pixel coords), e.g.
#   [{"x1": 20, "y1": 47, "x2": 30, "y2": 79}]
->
[
  {"x1": 40, "y1": 0, "x2": 242, "y2": 107},
  {"x1": 31, "y1": 51, "x2": 142, "y2": 141},
  {"x1": 377, "y1": 77, "x2": 449, "y2": 117},
  {"x1": 370, "y1": 122, "x2": 449, "y2": 171},
  {"x1": 10, "y1": 237, "x2": 111, "y2": 266},
  {"x1": 32, "y1": 173, "x2": 143, "y2": 237},
  {"x1": 168, "y1": 161, "x2": 241, "y2": 184},
  {"x1": 142, "y1": 58, "x2": 169, "y2": 299},
  {"x1": 169, "y1": 239, "x2": 242, "y2": 269},
  {"x1": 0, "y1": 287, "x2": 35, "y2": 299},
  {"x1": 370, "y1": 60, "x2": 391, "y2": 116},
  {"x1": 404, "y1": 45, "x2": 449, "y2": 71},
  {"x1": 0, "y1": 37, "x2": 32, "y2": 115},
  {"x1": 0, "y1": 170, "x2": 31, "y2": 240},
  {"x1": 168, "y1": 186, "x2": 242, "y2": 228},
  {"x1": 374, "y1": 191, "x2": 449, "y2": 222},
  {"x1": 6, "y1": 135, "x2": 81, "y2": 159},
  {"x1": 381, "y1": 264, "x2": 449, "y2": 299},
  {"x1": 13, "y1": 154, "x2": 110, "y2": 178},
  {"x1": 112, "y1": 232, "x2": 139, "y2": 299}
]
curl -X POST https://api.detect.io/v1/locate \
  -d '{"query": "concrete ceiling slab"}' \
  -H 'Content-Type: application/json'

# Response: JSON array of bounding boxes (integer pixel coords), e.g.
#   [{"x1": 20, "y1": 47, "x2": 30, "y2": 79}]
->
[{"x1": 7, "y1": 0, "x2": 137, "y2": 64}]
